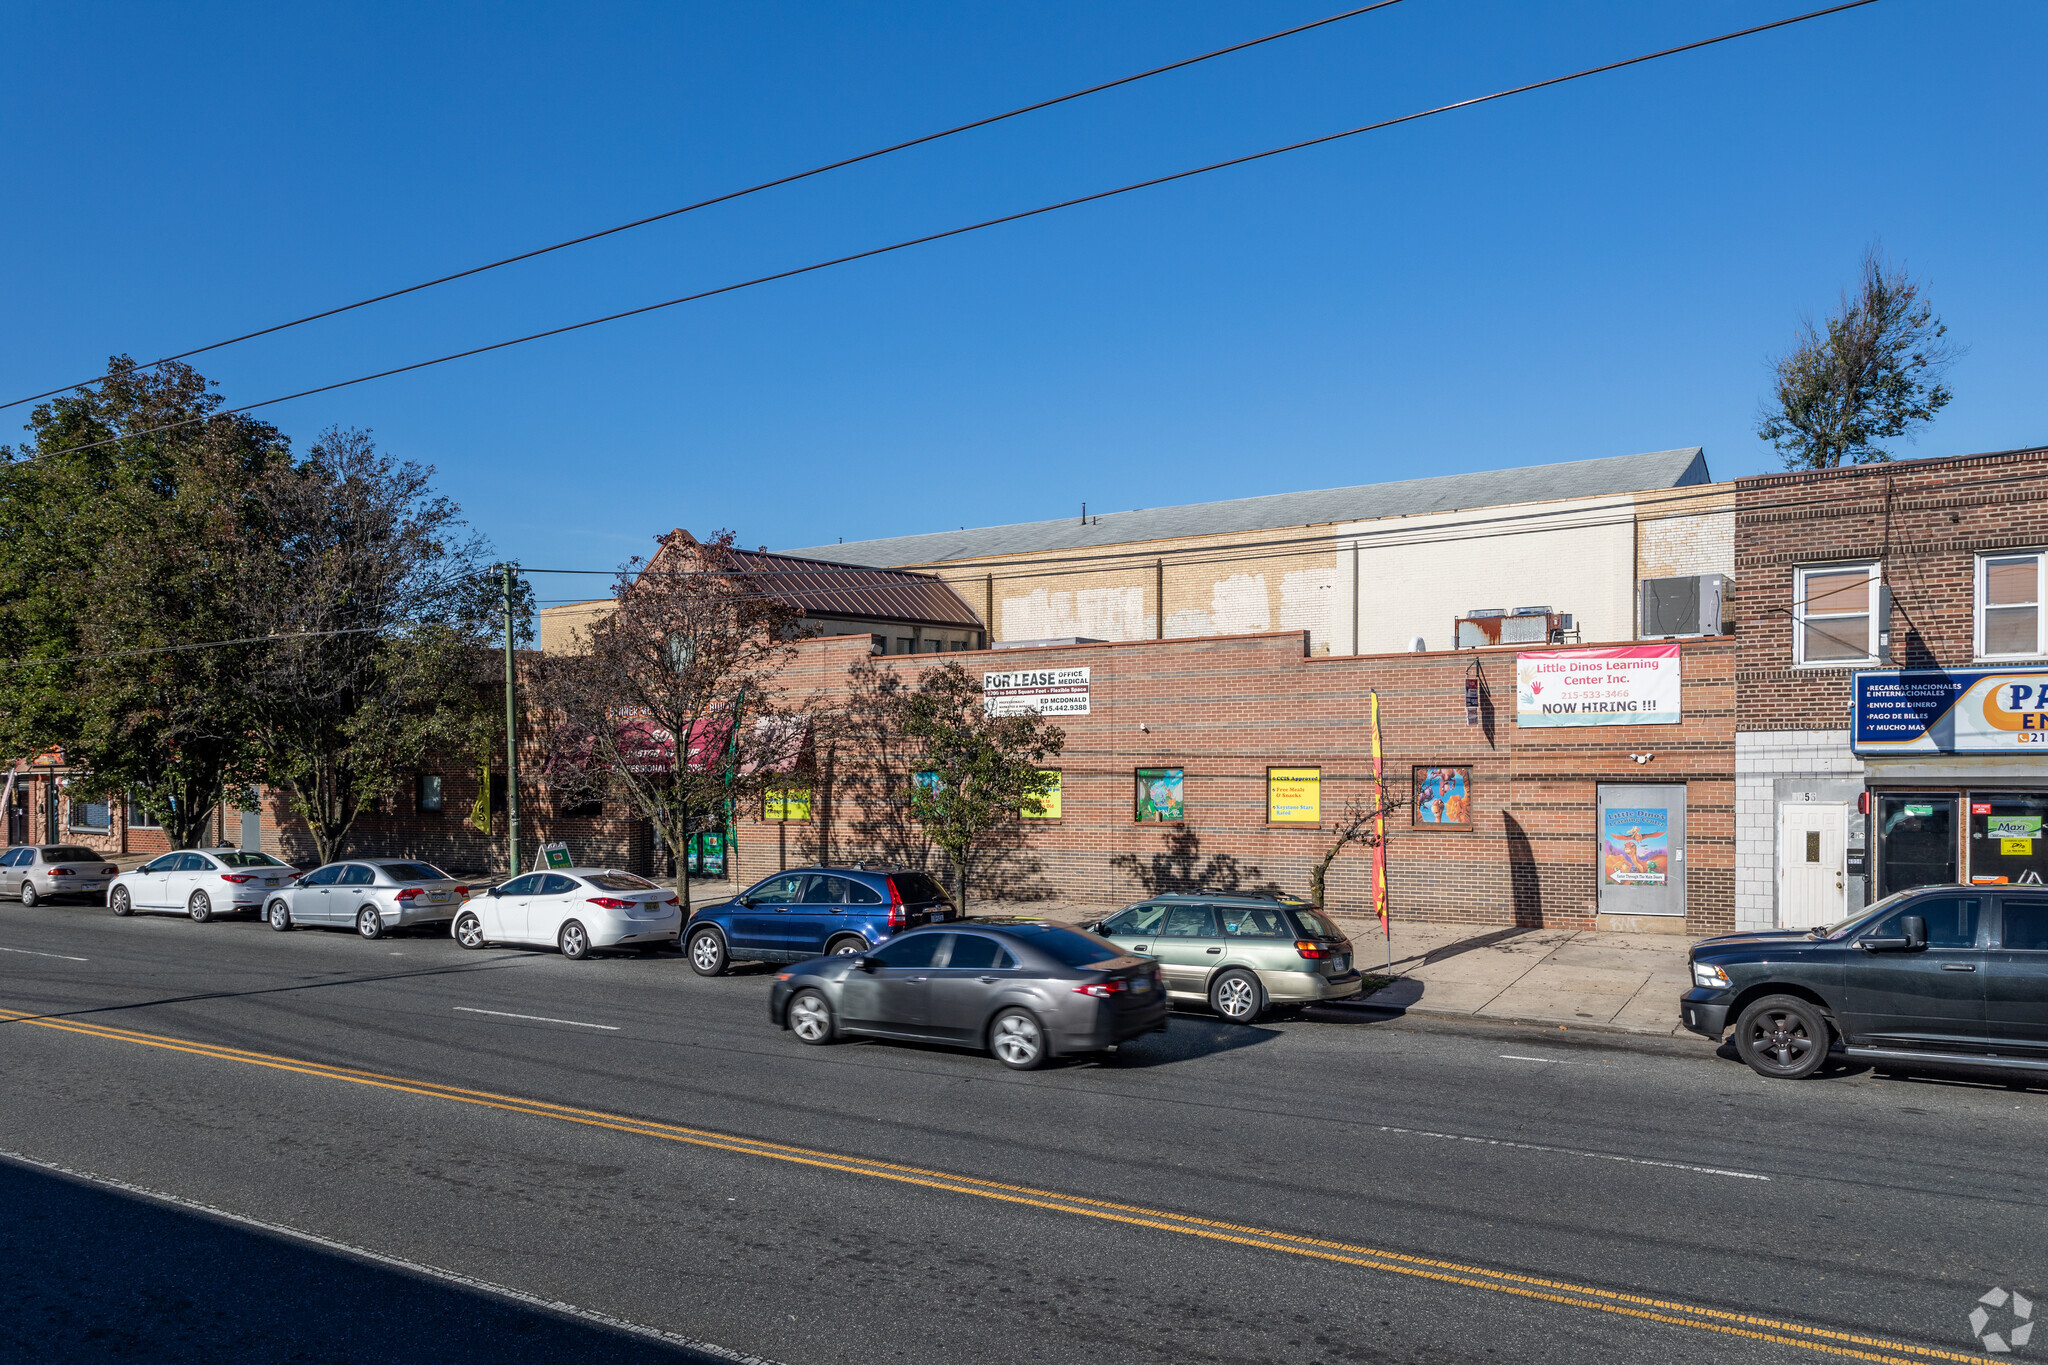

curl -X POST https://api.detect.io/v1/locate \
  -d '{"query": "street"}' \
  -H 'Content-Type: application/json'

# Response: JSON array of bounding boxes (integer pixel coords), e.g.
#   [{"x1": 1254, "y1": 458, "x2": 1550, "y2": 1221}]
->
[{"x1": 2, "y1": 904, "x2": 2041, "y2": 1364}]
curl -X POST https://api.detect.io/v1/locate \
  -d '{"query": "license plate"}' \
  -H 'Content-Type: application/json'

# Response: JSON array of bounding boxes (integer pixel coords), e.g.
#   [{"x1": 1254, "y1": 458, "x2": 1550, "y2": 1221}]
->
[
  {"x1": 1332, "y1": 955, "x2": 1349, "y2": 972},
  {"x1": 428, "y1": 892, "x2": 448, "y2": 903},
  {"x1": 928, "y1": 911, "x2": 949, "y2": 922},
  {"x1": 263, "y1": 879, "x2": 279, "y2": 887},
  {"x1": 1131, "y1": 978, "x2": 1151, "y2": 992}
]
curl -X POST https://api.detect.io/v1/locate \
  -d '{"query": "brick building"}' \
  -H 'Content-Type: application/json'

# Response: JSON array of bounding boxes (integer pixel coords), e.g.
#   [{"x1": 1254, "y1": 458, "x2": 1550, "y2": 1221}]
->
[{"x1": 1733, "y1": 444, "x2": 2048, "y2": 930}]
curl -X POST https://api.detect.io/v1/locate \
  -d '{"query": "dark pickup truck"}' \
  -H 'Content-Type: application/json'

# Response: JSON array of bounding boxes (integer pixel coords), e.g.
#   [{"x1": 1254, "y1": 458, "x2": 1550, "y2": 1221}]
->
[{"x1": 1682, "y1": 885, "x2": 2048, "y2": 1079}]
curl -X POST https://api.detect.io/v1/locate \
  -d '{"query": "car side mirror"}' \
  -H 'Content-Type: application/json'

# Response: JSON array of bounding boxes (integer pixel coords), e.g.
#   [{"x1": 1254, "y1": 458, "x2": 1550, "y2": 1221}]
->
[
  {"x1": 736, "y1": 897, "x2": 754, "y2": 908},
  {"x1": 855, "y1": 956, "x2": 879, "y2": 972},
  {"x1": 1902, "y1": 915, "x2": 1927, "y2": 950},
  {"x1": 487, "y1": 885, "x2": 501, "y2": 898}
]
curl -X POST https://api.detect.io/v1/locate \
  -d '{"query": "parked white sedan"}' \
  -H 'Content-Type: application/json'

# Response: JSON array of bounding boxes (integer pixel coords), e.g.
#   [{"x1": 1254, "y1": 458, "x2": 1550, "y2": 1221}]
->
[
  {"x1": 453, "y1": 868, "x2": 681, "y2": 960},
  {"x1": 265, "y1": 859, "x2": 470, "y2": 939},
  {"x1": 109, "y1": 849, "x2": 298, "y2": 921}
]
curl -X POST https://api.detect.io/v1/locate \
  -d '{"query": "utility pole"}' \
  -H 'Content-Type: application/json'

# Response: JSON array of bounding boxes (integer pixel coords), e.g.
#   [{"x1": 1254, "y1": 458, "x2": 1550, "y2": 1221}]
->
[{"x1": 502, "y1": 563, "x2": 522, "y2": 877}]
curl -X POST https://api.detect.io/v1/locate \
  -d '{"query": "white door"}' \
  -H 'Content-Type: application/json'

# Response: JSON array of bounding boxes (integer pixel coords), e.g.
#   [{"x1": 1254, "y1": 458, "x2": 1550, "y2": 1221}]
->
[
  {"x1": 526, "y1": 874, "x2": 579, "y2": 945},
  {"x1": 1779, "y1": 803, "x2": 1846, "y2": 929}
]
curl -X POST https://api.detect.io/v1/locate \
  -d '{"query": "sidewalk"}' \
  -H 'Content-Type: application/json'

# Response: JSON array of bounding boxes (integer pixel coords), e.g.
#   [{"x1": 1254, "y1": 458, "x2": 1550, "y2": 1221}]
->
[{"x1": 1321, "y1": 916, "x2": 1704, "y2": 1039}]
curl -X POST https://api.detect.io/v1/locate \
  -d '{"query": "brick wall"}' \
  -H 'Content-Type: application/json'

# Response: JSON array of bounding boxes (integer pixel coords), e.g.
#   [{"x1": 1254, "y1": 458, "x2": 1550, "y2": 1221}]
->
[{"x1": 715, "y1": 630, "x2": 1735, "y2": 934}]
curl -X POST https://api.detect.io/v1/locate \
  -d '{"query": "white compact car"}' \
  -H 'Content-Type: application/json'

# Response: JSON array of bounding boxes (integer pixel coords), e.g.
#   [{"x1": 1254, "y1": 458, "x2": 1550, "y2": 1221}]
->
[
  {"x1": 453, "y1": 868, "x2": 681, "y2": 960},
  {"x1": 110, "y1": 848, "x2": 298, "y2": 921}
]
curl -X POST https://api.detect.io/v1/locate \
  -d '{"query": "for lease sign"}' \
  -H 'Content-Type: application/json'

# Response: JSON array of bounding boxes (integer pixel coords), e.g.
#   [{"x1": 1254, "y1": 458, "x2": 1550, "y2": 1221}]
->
[
  {"x1": 983, "y1": 667, "x2": 1091, "y2": 717},
  {"x1": 1516, "y1": 645, "x2": 1681, "y2": 727}
]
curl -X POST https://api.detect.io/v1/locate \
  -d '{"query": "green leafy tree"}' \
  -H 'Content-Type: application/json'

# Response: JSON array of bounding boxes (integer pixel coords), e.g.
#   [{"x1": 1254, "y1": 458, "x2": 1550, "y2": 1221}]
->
[
  {"x1": 1306, "y1": 789, "x2": 1410, "y2": 911},
  {"x1": 0, "y1": 358, "x2": 286, "y2": 847},
  {"x1": 899, "y1": 662, "x2": 1064, "y2": 913},
  {"x1": 1758, "y1": 250, "x2": 1959, "y2": 469}
]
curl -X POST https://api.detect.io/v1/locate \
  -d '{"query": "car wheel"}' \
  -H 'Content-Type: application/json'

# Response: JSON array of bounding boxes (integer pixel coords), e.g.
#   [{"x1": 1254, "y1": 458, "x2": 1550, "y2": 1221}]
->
[
  {"x1": 355, "y1": 906, "x2": 384, "y2": 940},
  {"x1": 688, "y1": 928, "x2": 728, "y2": 976},
  {"x1": 19, "y1": 881, "x2": 38, "y2": 908},
  {"x1": 453, "y1": 911, "x2": 484, "y2": 949},
  {"x1": 268, "y1": 899, "x2": 293, "y2": 932},
  {"x1": 110, "y1": 887, "x2": 133, "y2": 917},
  {"x1": 788, "y1": 989, "x2": 835, "y2": 1045},
  {"x1": 1209, "y1": 969, "x2": 1263, "y2": 1025},
  {"x1": 989, "y1": 1008, "x2": 1047, "y2": 1071},
  {"x1": 559, "y1": 920, "x2": 591, "y2": 961},
  {"x1": 1734, "y1": 995, "x2": 1831, "y2": 1080},
  {"x1": 188, "y1": 890, "x2": 213, "y2": 923},
  {"x1": 826, "y1": 934, "x2": 867, "y2": 957}
]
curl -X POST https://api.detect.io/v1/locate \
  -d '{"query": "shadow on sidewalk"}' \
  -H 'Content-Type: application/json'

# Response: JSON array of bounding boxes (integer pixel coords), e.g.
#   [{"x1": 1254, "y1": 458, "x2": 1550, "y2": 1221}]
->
[{"x1": 0, "y1": 1157, "x2": 736, "y2": 1364}]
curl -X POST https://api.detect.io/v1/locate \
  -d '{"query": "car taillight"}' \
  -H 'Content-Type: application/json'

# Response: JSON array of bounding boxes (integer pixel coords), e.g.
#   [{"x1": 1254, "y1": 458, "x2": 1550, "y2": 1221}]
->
[
  {"x1": 886, "y1": 878, "x2": 906, "y2": 929},
  {"x1": 47, "y1": 867, "x2": 71, "y2": 876},
  {"x1": 220, "y1": 873, "x2": 257, "y2": 884},
  {"x1": 664, "y1": 896, "x2": 680, "y2": 906},
  {"x1": 395, "y1": 887, "x2": 423, "y2": 901},
  {"x1": 102, "y1": 866, "x2": 118, "y2": 876},
  {"x1": 1294, "y1": 939, "x2": 1327, "y2": 960},
  {"x1": 453, "y1": 885, "x2": 469, "y2": 897},
  {"x1": 587, "y1": 896, "x2": 634, "y2": 909},
  {"x1": 1074, "y1": 979, "x2": 1130, "y2": 998}
]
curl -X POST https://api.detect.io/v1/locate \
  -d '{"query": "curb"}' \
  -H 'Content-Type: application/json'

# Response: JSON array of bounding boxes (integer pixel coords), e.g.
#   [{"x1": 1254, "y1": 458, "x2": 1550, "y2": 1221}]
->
[{"x1": 1323, "y1": 997, "x2": 1711, "y2": 1043}]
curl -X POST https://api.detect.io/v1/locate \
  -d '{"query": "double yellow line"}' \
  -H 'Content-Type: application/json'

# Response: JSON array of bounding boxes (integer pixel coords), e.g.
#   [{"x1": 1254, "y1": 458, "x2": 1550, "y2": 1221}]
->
[{"x1": 1, "y1": 1004, "x2": 1970, "y2": 1365}]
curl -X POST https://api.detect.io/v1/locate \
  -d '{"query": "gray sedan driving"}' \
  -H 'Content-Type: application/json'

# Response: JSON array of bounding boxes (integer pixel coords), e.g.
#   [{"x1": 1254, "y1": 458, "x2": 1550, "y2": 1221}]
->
[
  {"x1": 265, "y1": 859, "x2": 470, "y2": 939},
  {"x1": 768, "y1": 919, "x2": 1168, "y2": 1070}
]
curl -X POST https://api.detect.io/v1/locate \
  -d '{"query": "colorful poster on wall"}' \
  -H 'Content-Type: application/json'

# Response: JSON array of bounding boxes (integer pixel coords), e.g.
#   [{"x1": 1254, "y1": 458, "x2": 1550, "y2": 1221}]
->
[
  {"x1": 1023, "y1": 769, "x2": 1062, "y2": 819},
  {"x1": 1266, "y1": 768, "x2": 1320, "y2": 824},
  {"x1": 1134, "y1": 768, "x2": 1183, "y2": 822},
  {"x1": 764, "y1": 785, "x2": 812, "y2": 821},
  {"x1": 687, "y1": 831, "x2": 725, "y2": 876},
  {"x1": 983, "y1": 667, "x2": 1091, "y2": 717},
  {"x1": 1516, "y1": 644, "x2": 1682, "y2": 727},
  {"x1": 1412, "y1": 766, "x2": 1472, "y2": 829},
  {"x1": 1602, "y1": 807, "x2": 1670, "y2": 885}
]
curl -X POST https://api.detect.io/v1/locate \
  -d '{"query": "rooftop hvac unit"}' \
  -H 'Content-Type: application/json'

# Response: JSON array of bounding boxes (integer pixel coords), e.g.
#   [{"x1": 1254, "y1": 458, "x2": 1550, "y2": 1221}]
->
[
  {"x1": 1466, "y1": 607, "x2": 1506, "y2": 618},
  {"x1": 1456, "y1": 611, "x2": 1575, "y2": 649},
  {"x1": 1640, "y1": 574, "x2": 1728, "y2": 638}
]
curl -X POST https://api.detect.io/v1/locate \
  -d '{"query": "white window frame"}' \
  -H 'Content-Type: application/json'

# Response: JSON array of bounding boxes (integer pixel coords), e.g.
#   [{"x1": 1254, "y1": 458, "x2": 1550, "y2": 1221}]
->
[
  {"x1": 1792, "y1": 562, "x2": 1881, "y2": 667},
  {"x1": 1975, "y1": 551, "x2": 2047, "y2": 661}
]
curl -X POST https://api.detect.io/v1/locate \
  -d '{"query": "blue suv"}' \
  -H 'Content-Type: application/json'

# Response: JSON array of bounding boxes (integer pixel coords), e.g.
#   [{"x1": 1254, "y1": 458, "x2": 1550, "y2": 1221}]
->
[{"x1": 686, "y1": 865, "x2": 957, "y2": 976}]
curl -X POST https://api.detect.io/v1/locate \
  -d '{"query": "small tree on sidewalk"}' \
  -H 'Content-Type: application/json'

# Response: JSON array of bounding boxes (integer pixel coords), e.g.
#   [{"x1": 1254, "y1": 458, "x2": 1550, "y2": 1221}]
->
[
  {"x1": 1307, "y1": 789, "x2": 1410, "y2": 912},
  {"x1": 531, "y1": 530, "x2": 802, "y2": 912},
  {"x1": 897, "y1": 662, "x2": 1063, "y2": 914}
]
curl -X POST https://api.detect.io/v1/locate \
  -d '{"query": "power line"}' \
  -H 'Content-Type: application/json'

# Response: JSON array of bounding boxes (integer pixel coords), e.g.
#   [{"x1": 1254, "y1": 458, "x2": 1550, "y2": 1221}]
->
[
  {"x1": 0, "y1": 1, "x2": 1410, "y2": 414},
  {"x1": 0, "y1": 627, "x2": 382, "y2": 672},
  {"x1": 6, "y1": 1, "x2": 1883, "y2": 468}
]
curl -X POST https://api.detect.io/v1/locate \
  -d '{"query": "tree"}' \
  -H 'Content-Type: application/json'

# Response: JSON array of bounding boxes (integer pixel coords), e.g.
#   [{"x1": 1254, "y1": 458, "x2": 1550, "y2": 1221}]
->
[
  {"x1": 1306, "y1": 789, "x2": 1410, "y2": 912},
  {"x1": 1758, "y1": 249, "x2": 1959, "y2": 469},
  {"x1": 897, "y1": 662, "x2": 1063, "y2": 913},
  {"x1": 235, "y1": 428, "x2": 505, "y2": 865},
  {"x1": 0, "y1": 358, "x2": 287, "y2": 847},
  {"x1": 530, "y1": 530, "x2": 802, "y2": 912}
]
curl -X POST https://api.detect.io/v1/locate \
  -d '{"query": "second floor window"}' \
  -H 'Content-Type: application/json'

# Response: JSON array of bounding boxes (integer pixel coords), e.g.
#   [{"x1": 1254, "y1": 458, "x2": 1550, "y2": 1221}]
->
[
  {"x1": 1794, "y1": 563, "x2": 1879, "y2": 664},
  {"x1": 1980, "y1": 552, "x2": 2045, "y2": 658}
]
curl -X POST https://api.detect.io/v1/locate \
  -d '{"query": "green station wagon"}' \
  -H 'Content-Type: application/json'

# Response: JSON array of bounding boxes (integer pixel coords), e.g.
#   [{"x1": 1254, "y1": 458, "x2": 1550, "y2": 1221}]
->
[{"x1": 1085, "y1": 893, "x2": 1364, "y2": 1023}]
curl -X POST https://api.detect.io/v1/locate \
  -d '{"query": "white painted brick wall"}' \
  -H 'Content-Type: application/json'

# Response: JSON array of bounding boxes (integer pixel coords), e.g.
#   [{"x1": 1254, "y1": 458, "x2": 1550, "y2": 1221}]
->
[{"x1": 1733, "y1": 729, "x2": 1861, "y2": 930}]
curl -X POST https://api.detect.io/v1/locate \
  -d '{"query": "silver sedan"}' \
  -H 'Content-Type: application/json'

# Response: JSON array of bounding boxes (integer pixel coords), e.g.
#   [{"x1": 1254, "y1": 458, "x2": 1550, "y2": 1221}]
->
[
  {"x1": 0, "y1": 845, "x2": 120, "y2": 906},
  {"x1": 265, "y1": 859, "x2": 470, "y2": 939}
]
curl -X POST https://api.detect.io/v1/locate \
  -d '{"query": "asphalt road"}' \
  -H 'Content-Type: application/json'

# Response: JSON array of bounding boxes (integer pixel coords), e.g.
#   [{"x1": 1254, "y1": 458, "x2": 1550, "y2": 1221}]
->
[{"x1": 2, "y1": 899, "x2": 2044, "y2": 1365}]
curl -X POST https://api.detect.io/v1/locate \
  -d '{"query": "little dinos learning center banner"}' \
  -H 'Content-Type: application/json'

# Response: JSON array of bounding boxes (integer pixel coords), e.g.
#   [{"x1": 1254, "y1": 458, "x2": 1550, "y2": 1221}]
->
[{"x1": 1516, "y1": 644, "x2": 1681, "y2": 727}]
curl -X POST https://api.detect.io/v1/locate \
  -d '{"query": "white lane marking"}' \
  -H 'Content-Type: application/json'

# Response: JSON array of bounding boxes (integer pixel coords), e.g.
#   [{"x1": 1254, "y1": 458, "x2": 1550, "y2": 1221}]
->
[
  {"x1": 453, "y1": 1006, "x2": 618, "y2": 1031},
  {"x1": 1499, "y1": 1054, "x2": 1572, "y2": 1064},
  {"x1": 0, "y1": 1147, "x2": 783, "y2": 1364},
  {"x1": 0, "y1": 946, "x2": 89, "y2": 962},
  {"x1": 1375, "y1": 1125, "x2": 1769, "y2": 1181}
]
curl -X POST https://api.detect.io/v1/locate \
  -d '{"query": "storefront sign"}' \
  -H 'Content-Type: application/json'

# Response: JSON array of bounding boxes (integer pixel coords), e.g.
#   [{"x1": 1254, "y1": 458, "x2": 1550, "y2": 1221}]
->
[
  {"x1": 1024, "y1": 770, "x2": 1061, "y2": 819},
  {"x1": 1516, "y1": 645, "x2": 1681, "y2": 727},
  {"x1": 1852, "y1": 665, "x2": 2048, "y2": 753},
  {"x1": 539, "y1": 840, "x2": 572, "y2": 870},
  {"x1": 1266, "y1": 768, "x2": 1320, "y2": 824},
  {"x1": 764, "y1": 785, "x2": 811, "y2": 821},
  {"x1": 983, "y1": 667, "x2": 1090, "y2": 717},
  {"x1": 1602, "y1": 807, "x2": 1671, "y2": 885}
]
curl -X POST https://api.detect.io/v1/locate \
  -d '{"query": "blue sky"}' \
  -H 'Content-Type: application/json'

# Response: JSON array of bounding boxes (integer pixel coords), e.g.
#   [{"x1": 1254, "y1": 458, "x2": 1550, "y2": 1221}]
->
[{"x1": 4, "y1": 1, "x2": 2042, "y2": 590}]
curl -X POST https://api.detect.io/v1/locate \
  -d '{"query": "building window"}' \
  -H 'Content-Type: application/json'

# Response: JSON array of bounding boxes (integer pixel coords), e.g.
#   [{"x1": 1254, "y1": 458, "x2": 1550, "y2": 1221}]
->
[
  {"x1": 70, "y1": 794, "x2": 112, "y2": 830},
  {"x1": 417, "y1": 774, "x2": 444, "y2": 813},
  {"x1": 555, "y1": 793, "x2": 602, "y2": 819},
  {"x1": 126, "y1": 793, "x2": 162, "y2": 830},
  {"x1": 1978, "y1": 553, "x2": 2045, "y2": 659},
  {"x1": 1793, "y1": 563, "x2": 1879, "y2": 665}
]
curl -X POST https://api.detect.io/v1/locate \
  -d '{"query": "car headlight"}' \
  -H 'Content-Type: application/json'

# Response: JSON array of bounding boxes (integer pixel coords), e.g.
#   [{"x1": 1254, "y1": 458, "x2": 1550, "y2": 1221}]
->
[{"x1": 1692, "y1": 962, "x2": 1732, "y2": 990}]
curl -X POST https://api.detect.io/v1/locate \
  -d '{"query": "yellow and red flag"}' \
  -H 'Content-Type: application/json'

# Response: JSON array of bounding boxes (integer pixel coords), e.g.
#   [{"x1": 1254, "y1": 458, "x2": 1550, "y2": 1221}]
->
[{"x1": 1370, "y1": 690, "x2": 1388, "y2": 937}]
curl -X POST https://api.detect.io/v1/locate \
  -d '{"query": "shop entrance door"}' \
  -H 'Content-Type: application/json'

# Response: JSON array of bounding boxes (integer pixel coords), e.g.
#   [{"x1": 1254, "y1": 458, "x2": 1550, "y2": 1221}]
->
[
  {"x1": 1778, "y1": 803, "x2": 1846, "y2": 929},
  {"x1": 1596, "y1": 784, "x2": 1686, "y2": 919},
  {"x1": 1876, "y1": 795, "x2": 1958, "y2": 897},
  {"x1": 5, "y1": 785, "x2": 25, "y2": 845}
]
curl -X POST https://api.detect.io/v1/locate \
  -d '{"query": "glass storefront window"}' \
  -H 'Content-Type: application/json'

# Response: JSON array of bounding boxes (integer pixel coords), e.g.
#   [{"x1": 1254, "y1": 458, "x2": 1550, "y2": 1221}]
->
[
  {"x1": 1876, "y1": 795, "x2": 1957, "y2": 896},
  {"x1": 1967, "y1": 792, "x2": 2048, "y2": 887}
]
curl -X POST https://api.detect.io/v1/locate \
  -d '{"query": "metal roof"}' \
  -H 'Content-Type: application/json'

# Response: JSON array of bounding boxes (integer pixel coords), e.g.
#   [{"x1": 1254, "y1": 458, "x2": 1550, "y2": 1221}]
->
[
  {"x1": 783, "y1": 448, "x2": 1709, "y2": 567},
  {"x1": 695, "y1": 544, "x2": 983, "y2": 629}
]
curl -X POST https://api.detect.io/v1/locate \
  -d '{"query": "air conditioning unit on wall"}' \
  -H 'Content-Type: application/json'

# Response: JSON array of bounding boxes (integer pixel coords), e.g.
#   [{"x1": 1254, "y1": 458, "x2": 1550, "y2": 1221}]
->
[
  {"x1": 1641, "y1": 574, "x2": 1728, "y2": 638},
  {"x1": 1456, "y1": 610, "x2": 1575, "y2": 648}
]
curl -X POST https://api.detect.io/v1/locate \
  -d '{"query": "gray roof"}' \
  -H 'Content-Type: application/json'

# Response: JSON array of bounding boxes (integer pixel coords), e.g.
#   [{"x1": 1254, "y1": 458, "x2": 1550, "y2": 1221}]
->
[{"x1": 783, "y1": 448, "x2": 1708, "y2": 567}]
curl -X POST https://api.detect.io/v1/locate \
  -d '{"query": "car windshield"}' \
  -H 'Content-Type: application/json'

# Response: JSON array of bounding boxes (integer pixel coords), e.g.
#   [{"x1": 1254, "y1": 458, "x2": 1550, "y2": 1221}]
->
[
  {"x1": 1806, "y1": 890, "x2": 1921, "y2": 940},
  {"x1": 1292, "y1": 908, "x2": 1341, "y2": 939},
  {"x1": 216, "y1": 851, "x2": 288, "y2": 868},
  {"x1": 1002, "y1": 924, "x2": 1121, "y2": 968},
  {"x1": 585, "y1": 872, "x2": 656, "y2": 891},
  {"x1": 378, "y1": 862, "x2": 449, "y2": 883},
  {"x1": 44, "y1": 847, "x2": 100, "y2": 862}
]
